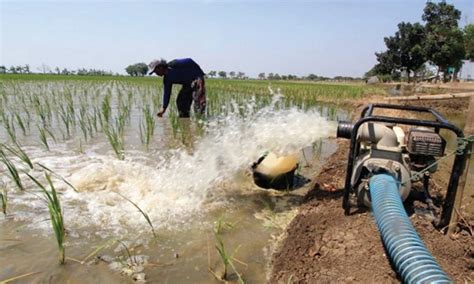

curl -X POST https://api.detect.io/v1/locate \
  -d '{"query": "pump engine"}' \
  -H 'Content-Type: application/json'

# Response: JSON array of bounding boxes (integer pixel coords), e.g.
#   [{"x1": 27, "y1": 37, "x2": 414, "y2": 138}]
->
[
  {"x1": 337, "y1": 121, "x2": 445, "y2": 207},
  {"x1": 336, "y1": 104, "x2": 467, "y2": 228}
]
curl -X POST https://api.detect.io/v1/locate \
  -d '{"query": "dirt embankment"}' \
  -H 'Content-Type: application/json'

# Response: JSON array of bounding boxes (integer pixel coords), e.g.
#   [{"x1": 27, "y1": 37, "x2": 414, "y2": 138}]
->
[{"x1": 270, "y1": 97, "x2": 473, "y2": 283}]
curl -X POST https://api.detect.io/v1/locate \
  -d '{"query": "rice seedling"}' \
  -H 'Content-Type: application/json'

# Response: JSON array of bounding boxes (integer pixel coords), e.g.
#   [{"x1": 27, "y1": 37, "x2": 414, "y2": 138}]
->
[
  {"x1": 212, "y1": 232, "x2": 245, "y2": 284},
  {"x1": 169, "y1": 110, "x2": 180, "y2": 139},
  {"x1": 32, "y1": 94, "x2": 47, "y2": 126},
  {"x1": 1, "y1": 143, "x2": 33, "y2": 169},
  {"x1": 116, "y1": 112, "x2": 126, "y2": 136},
  {"x1": 59, "y1": 105, "x2": 72, "y2": 138},
  {"x1": 139, "y1": 105, "x2": 155, "y2": 147},
  {"x1": 0, "y1": 182, "x2": 7, "y2": 215},
  {"x1": 104, "y1": 118, "x2": 125, "y2": 160},
  {"x1": 25, "y1": 172, "x2": 66, "y2": 264},
  {"x1": 101, "y1": 94, "x2": 111, "y2": 126},
  {"x1": 38, "y1": 125, "x2": 50, "y2": 150},
  {"x1": 90, "y1": 108, "x2": 98, "y2": 133},
  {"x1": 1, "y1": 112, "x2": 17, "y2": 143},
  {"x1": 214, "y1": 215, "x2": 237, "y2": 235},
  {"x1": 0, "y1": 149, "x2": 25, "y2": 191},
  {"x1": 78, "y1": 108, "x2": 89, "y2": 141},
  {"x1": 14, "y1": 113, "x2": 27, "y2": 136},
  {"x1": 22, "y1": 105, "x2": 32, "y2": 130},
  {"x1": 116, "y1": 192, "x2": 157, "y2": 239},
  {"x1": 117, "y1": 240, "x2": 138, "y2": 267}
]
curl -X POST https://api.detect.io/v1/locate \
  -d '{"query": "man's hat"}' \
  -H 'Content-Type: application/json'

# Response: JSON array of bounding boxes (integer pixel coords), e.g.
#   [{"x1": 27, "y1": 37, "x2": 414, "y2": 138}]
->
[{"x1": 148, "y1": 59, "x2": 167, "y2": 75}]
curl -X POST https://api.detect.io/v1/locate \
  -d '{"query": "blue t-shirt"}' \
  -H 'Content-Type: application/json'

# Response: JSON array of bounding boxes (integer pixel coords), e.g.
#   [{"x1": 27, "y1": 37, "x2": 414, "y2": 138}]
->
[{"x1": 162, "y1": 58, "x2": 205, "y2": 109}]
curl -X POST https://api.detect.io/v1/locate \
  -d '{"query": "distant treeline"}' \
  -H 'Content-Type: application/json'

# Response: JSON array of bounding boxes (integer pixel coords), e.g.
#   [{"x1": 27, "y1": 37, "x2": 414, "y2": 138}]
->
[
  {"x1": 1, "y1": 65, "x2": 363, "y2": 81},
  {"x1": 207, "y1": 71, "x2": 362, "y2": 81},
  {"x1": 367, "y1": 1, "x2": 474, "y2": 83},
  {"x1": 0, "y1": 65, "x2": 116, "y2": 76}
]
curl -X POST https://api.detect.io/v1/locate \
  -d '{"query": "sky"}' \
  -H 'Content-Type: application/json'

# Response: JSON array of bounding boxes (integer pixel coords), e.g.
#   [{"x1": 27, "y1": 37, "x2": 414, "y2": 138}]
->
[{"x1": 1, "y1": 0, "x2": 473, "y2": 77}]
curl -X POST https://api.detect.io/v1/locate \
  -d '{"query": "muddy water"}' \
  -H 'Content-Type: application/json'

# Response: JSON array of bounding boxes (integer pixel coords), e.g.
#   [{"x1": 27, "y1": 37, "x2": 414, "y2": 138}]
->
[{"x1": 0, "y1": 86, "x2": 348, "y2": 283}]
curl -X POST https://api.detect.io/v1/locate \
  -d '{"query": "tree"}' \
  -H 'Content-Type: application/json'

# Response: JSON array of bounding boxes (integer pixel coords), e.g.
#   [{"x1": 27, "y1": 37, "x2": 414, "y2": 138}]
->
[
  {"x1": 134, "y1": 63, "x2": 148, "y2": 76},
  {"x1": 229, "y1": 71, "x2": 236, "y2": 78},
  {"x1": 384, "y1": 22, "x2": 426, "y2": 82},
  {"x1": 464, "y1": 24, "x2": 474, "y2": 61},
  {"x1": 125, "y1": 63, "x2": 148, "y2": 76},
  {"x1": 267, "y1": 73, "x2": 274, "y2": 80},
  {"x1": 23, "y1": 64, "x2": 30, "y2": 74},
  {"x1": 422, "y1": 1, "x2": 465, "y2": 82},
  {"x1": 366, "y1": 50, "x2": 401, "y2": 81},
  {"x1": 208, "y1": 70, "x2": 217, "y2": 78},
  {"x1": 0, "y1": 66, "x2": 6, "y2": 74},
  {"x1": 218, "y1": 71, "x2": 227, "y2": 78},
  {"x1": 258, "y1": 72, "x2": 266, "y2": 80},
  {"x1": 423, "y1": 1, "x2": 461, "y2": 30},
  {"x1": 237, "y1": 72, "x2": 245, "y2": 79}
]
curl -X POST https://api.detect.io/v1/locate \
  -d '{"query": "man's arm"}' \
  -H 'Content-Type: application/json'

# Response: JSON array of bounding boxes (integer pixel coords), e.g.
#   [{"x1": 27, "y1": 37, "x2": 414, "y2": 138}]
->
[{"x1": 158, "y1": 82, "x2": 172, "y2": 117}]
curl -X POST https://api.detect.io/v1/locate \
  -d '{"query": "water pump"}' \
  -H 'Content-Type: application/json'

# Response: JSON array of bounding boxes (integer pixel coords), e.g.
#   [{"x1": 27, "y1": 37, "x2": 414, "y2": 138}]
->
[
  {"x1": 337, "y1": 121, "x2": 446, "y2": 208},
  {"x1": 336, "y1": 104, "x2": 469, "y2": 283},
  {"x1": 337, "y1": 103, "x2": 467, "y2": 227}
]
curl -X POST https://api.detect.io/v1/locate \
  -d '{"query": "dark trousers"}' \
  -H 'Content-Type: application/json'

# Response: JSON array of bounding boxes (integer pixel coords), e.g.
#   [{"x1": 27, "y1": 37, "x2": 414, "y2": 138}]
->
[
  {"x1": 176, "y1": 77, "x2": 206, "y2": 118},
  {"x1": 176, "y1": 84, "x2": 193, "y2": 118}
]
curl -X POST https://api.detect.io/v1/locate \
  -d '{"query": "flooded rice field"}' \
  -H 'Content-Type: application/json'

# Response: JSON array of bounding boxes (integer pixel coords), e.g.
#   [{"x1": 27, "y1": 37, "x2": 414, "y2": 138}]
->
[{"x1": 0, "y1": 79, "x2": 349, "y2": 283}]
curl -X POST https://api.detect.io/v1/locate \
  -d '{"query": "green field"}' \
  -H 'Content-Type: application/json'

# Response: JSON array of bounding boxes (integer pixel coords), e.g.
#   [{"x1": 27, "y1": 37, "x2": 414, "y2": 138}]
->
[{"x1": 0, "y1": 74, "x2": 384, "y2": 283}]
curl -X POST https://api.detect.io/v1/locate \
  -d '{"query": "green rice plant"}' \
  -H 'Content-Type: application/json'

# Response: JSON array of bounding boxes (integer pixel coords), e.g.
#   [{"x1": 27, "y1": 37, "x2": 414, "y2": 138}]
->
[
  {"x1": 1, "y1": 143, "x2": 33, "y2": 169},
  {"x1": 90, "y1": 108, "x2": 98, "y2": 133},
  {"x1": 87, "y1": 115, "x2": 94, "y2": 139},
  {"x1": 78, "y1": 109, "x2": 89, "y2": 141},
  {"x1": 104, "y1": 119, "x2": 125, "y2": 160},
  {"x1": 95, "y1": 106, "x2": 104, "y2": 131},
  {"x1": 14, "y1": 113, "x2": 27, "y2": 136},
  {"x1": 101, "y1": 94, "x2": 111, "y2": 126},
  {"x1": 117, "y1": 240, "x2": 138, "y2": 267},
  {"x1": 1, "y1": 112, "x2": 17, "y2": 143},
  {"x1": 169, "y1": 110, "x2": 180, "y2": 139},
  {"x1": 0, "y1": 149, "x2": 24, "y2": 191},
  {"x1": 59, "y1": 105, "x2": 72, "y2": 138},
  {"x1": 116, "y1": 192, "x2": 157, "y2": 239},
  {"x1": 38, "y1": 125, "x2": 50, "y2": 150},
  {"x1": 66, "y1": 92, "x2": 75, "y2": 126},
  {"x1": 22, "y1": 105, "x2": 32, "y2": 130},
  {"x1": 116, "y1": 112, "x2": 126, "y2": 136},
  {"x1": 212, "y1": 233, "x2": 245, "y2": 284},
  {"x1": 214, "y1": 215, "x2": 236, "y2": 235},
  {"x1": 25, "y1": 172, "x2": 66, "y2": 264},
  {"x1": 139, "y1": 105, "x2": 155, "y2": 147},
  {"x1": 32, "y1": 94, "x2": 47, "y2": 126},
  {"x1": 44, "y1": 96, "x2": 53, "y2": 123},
  {"x1": 0, "y1": 182, "x2": 7, "y2": 215}
]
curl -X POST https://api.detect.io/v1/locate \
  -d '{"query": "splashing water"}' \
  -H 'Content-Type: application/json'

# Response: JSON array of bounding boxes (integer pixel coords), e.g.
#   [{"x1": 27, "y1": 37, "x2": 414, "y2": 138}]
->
[{"x1": 7, "y1": 97, "x2": 336, "y2": 237}]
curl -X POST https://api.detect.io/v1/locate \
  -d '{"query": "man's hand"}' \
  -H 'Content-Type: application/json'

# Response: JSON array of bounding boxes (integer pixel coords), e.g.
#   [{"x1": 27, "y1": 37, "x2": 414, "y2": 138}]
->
[{"x1": 157, "y1": 108, "x2": 166, "y2": 117}]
